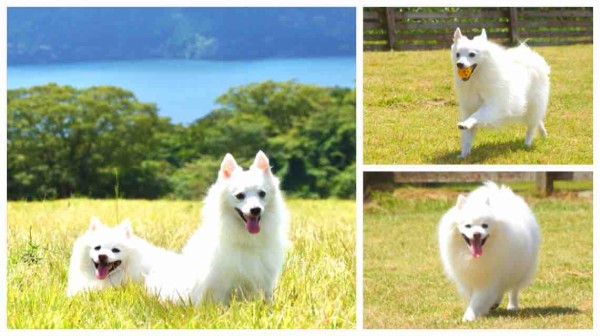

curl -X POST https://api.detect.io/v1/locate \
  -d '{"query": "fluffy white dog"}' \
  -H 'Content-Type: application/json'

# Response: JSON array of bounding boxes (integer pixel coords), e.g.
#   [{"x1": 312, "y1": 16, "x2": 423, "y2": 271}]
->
[
  {"x1": 438, "y1": 181, "x2": 541, "y2": 321},
  {"x1": 146, "y1": 151, "x2": 290, "y2": 305},
  {"x1": 67, "y1": 217, "x2": 182, "y2": 296},
  {"x1": 451, "y1": 28, "x2": 551, "y2": 158}
]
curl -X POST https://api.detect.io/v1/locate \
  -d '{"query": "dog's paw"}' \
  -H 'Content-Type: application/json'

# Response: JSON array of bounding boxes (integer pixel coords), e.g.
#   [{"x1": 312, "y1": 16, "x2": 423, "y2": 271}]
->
[
  {"x1": 507, "y1": 304, "x2": 519, "y2": 311},
  {"x1": 462, "y1": 310, "x2": 477, "y2": 322}
]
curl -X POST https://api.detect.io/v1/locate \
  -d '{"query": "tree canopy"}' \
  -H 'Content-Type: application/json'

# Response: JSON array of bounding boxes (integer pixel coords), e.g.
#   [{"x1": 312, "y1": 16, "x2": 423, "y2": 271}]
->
[{"x1": 8, "y1": 81, "x2": 356, "y2": 200}]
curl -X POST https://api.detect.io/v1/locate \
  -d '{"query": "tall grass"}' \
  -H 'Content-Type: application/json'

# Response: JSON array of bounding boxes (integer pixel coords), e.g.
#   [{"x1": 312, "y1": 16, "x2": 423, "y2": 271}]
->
[{"x1": 7, "y1": 198, "x2": 356, "y2": 329}]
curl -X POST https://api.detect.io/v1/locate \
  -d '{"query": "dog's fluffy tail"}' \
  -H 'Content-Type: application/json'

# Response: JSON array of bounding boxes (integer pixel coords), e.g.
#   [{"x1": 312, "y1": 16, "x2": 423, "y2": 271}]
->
[{"x1": 482, "y1": 180, "x2": 515, "y2": 197}]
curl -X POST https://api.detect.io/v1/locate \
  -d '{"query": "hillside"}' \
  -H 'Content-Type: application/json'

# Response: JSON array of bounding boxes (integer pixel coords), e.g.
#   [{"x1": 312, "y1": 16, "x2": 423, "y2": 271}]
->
[{"x1": 8, "y1": 8, "x2": 356, "y2": 64}]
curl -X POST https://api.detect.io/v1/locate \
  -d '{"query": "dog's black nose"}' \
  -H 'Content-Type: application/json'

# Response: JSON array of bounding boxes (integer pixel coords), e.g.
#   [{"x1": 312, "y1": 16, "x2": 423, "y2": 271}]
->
[
  {"x1": 98, "y1": 254, "x2": 108, "y2": 262},
  {"x1": 457, "y1": 62, "x2": 466, "y2": 69},
  {"x1": 473, "y1": 233, "x2": 481, "y2": 239},
  {"x1": 250, "y1": 207, "x2": 262, "y2": 216}
]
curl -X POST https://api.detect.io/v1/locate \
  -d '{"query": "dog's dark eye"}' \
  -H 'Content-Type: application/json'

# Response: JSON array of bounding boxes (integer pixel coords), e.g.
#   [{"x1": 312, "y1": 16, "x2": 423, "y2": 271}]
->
[
  {"x1": 111, "y1": 248, "x2": 120, "y2": 253},
  {"x1": 465, "y1": 224, "x2": 472, "y2": 228},
  {"x1": 468, "y1": 52, "x2": 476, "y2": 58},
  {"x1": 235, "y1": 193, "x2": 245, "y2": 200},
  {"x1": 94, "y1": 245, "x2": 101, "y2": 251},
  {"x1": 258, "y1": 190, "x2": 266, "y2": 198},
  {"x1": 482, "y1": 224, "x2": 488, "y2": 229},
  {"x1": 455, "y1": 52, "x2": 460, "y2": 58}
]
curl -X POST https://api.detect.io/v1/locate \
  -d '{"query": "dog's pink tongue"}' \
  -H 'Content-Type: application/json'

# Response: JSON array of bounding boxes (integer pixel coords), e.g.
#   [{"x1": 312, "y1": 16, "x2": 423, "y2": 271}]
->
[
  {"x1": 246, "y1": 216, "x2": 260, "y2": 234},
  {"x1": 95, "y1": 264, "x2": 110, "y2": 280},
  {"x1": 469, "y1": 237, "x2": 483, "y2": 258}
]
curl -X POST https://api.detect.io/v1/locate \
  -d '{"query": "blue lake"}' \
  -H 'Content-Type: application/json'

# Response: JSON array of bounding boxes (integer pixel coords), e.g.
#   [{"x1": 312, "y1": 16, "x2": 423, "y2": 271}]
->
[{"x1": 8, "y1": 57, "x2": 356, "y2": 124}]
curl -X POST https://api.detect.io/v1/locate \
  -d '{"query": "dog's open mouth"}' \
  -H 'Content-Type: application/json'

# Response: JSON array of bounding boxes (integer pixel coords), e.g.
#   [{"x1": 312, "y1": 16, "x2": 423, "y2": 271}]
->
[
  {"x1": 93, "y1": 260, "x2": 122, "y2": 280},
  {"x1": 462, "y1": 234, "x2": 487, "y2": 258},
  {"x1": 457, "y1": 64, "x2": 477, "y2": 81},
  {"x1": 235, "y1": 208, "x2": 261, "y2": 234}
]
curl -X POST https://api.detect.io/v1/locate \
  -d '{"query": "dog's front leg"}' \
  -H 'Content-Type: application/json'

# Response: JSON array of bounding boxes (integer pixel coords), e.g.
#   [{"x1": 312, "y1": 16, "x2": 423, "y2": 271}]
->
[
  {"x1": 462, "y1": 288, "x2": 498, "y2": 322},
  {"x1": 458, "y1": 104, "x2": 502, "y2": 130},
  {"x1": 459, "y1": 128, "x2": 475, "y2": 158},
  {"x1": 458, "y1": 117, "x2": 477, "y2": 130}
]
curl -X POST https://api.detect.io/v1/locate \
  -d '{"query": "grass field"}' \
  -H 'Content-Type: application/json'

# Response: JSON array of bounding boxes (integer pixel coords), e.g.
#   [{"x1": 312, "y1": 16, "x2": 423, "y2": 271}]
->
[
  {"x1": 363, "y1": 44, "x2": 593, "y2": 164},
  {"x1": 364, "y1": 182, "x2": 593, "y2": 328},
  {"x1": 7, "y1": 198, "x2": 355, "y2": 329}
]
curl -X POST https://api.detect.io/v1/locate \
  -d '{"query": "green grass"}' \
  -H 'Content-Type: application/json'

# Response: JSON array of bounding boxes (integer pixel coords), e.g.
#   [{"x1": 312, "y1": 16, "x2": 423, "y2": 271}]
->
[
  {"x1": 364, "y1": 183, "x2": 593, "y2": 328},
  {"x1": 7, "y1": 198, "x2": 355, "y2": 329},
  {"x1": 363, "y1": 44, "x2": 593, "y2": 164}
]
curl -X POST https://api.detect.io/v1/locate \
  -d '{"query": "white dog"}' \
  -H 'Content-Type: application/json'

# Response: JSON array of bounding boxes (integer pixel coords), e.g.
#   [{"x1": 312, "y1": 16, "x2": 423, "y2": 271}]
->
[
  {"x1": 66, "y1": 217, "x2": 182, "y2": 296},
  {"x1": 451, "y1": 28, "x2": 551, "y2": 158},
  {"x1": 438, "y1": 181, "x2": 541, "y2": 321},
  {"x1": 146, "y1": 151, "x2": 290, "y2": 305}
]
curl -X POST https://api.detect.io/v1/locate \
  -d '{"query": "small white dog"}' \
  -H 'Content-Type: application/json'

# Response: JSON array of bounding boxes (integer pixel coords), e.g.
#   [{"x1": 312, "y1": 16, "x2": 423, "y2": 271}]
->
[
  {"x1": 438, "y1": 181, "x2": 541, "y2": 321},
  {"x1": 146, "y1": 151, "x2": 290, "y2": 305},
  {"x1": 451, "y1": 28, "x2": 551, "y2": 158},
  {"x1": 66, "y1": 217, "x2": 181, "y2": 296}
]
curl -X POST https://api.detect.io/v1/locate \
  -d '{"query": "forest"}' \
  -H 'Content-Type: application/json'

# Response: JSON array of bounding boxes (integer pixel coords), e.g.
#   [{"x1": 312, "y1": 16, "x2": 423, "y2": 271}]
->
[{"x1": 7, "y1": 81, "x2": 356, "y2": 200}]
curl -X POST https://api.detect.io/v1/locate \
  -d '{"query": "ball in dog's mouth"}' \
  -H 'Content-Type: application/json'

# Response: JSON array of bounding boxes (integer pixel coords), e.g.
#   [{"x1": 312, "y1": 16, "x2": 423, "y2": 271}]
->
[
  {"x1": 457, "y1": 64, "x2": 477, "y2": 81},
  {"x1": 461, "y1": 234, "x2": 487, "y2": 258},
  {"x1": 235, "y1": 208, "x2": 261, "y2": 234},
  {"x1": 93, "y1": 259, "x2": 122, "y2": 280}
]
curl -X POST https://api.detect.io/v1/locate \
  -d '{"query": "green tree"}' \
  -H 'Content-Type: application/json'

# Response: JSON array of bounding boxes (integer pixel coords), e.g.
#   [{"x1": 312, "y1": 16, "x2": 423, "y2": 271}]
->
[
  {"x1": 8, "y1": 84, "x2": 174, "y2": 199},
  {"x1": 214, "y1": 80, "x2": 336, "y2": 133},
  {"x1": 8, "y1": 82, "x2": 356, "y2": 200},
  {"x1": 269, "y1": 89, "x2": 356, "y2": 198}
]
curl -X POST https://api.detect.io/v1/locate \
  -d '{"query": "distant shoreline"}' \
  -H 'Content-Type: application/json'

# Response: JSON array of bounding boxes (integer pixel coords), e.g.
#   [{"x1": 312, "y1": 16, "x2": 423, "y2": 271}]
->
[{"x1": 7, "y1": 55, "x2": 357, "y2": 68}]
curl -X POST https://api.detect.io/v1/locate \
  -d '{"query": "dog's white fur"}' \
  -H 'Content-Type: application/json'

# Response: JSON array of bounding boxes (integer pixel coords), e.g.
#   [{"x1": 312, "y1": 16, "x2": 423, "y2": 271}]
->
[
  {"x1": 145, "y1": 151, "x2": 289, "y2": 305},
  {"x1": 66, "y1": 217, "x2": 182, "y2": 296},
  {"x1": 451, "y1": 28, "x2": 551, "y2": 158},
  {"x1": 438, "y1": 181, "x2": 541, "y2": 321}
]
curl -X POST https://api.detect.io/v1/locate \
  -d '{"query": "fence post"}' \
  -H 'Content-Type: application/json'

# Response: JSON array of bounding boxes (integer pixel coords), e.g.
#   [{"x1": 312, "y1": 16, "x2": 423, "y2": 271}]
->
[
  {"x1": 536, "y1": 172, "x2": 552, "y2": 196},
  {"x1": 385, "y1": 8, "x2": 397, "y2": 51},
  {"x1": 508, "y1": 8, "x2": 519, "y2": 45}
]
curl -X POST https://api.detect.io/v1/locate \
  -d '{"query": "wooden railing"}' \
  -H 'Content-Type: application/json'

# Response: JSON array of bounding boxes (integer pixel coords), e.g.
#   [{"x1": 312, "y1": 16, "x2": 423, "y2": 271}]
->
[
  {"x1": 364, "y1": 172, "x2": 592, "y2": 196},
  {"x1": 364, "y1": 7, "x2": 593, "y2": 51}
]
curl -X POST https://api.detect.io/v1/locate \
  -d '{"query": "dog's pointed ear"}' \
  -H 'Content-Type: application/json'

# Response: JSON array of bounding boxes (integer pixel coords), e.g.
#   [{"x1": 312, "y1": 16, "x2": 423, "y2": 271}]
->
[
  {"x1": 456, "y1": 194, "x2": 467, "y2": 209},
  {"x1": 453, "y1": 27, "x2": 463, "y2": 42},
  {"x1": 480, "y1": 28, "x2": 487, "y2": 40},
  {"x1": 89, "y1": 216, "x2": 104, "y2": 231},
  {"x1": 220, "y1": 153, "x2": 239, "y2": 179},
  {"x1": 119, "y1": 219, "x2": 133, "y2": 240},
  {"x1": 252, "y1": 150, "x2": 272, "y2": 175}
]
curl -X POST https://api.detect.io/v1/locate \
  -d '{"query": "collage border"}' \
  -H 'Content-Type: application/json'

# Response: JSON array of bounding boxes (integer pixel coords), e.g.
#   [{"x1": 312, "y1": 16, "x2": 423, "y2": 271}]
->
[{"x1": 1, "y1": 0, "x2": 597, "y2": 335}]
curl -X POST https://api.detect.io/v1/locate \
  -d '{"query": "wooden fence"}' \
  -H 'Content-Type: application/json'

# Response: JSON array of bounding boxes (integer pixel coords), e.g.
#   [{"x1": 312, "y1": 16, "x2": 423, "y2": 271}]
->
[
  {"x1": 364, "y1": 172, "x2": 593, "y2": 196},
  {"x1": 364, "y1": 7, "x2": 593, "y2": 51}
]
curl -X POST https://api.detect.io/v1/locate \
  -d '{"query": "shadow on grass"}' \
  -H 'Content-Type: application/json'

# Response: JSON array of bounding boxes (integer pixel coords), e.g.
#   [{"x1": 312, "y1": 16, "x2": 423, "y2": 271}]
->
[
  {"x1": 426, "y1": 139, "x2": 530, "y2": 164},
  {"x1": 489, "y1": 306, "x2": 581, "y2": 319}
]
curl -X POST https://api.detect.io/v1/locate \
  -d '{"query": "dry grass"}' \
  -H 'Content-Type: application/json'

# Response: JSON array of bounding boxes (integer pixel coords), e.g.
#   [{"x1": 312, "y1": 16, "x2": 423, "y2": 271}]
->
[{"x1": 8, "y1": 198, "x2": 356, "y2": 329}]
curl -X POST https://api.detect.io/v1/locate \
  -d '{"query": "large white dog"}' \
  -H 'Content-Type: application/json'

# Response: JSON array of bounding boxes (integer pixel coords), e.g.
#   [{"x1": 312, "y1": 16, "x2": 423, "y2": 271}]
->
[
  {"x1": 146, "y1": 151, "x2": 290, "y2": 304},
  {"x1": 451, "y1": 28, "x2": 550, "y2": 158},
  {"x1": 438, "y1": 181, "x2": 541, "y2": 321}
]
